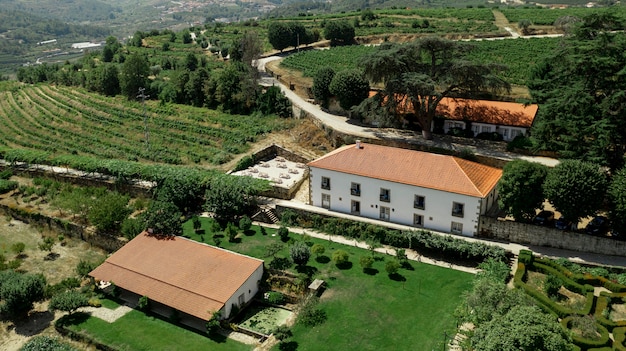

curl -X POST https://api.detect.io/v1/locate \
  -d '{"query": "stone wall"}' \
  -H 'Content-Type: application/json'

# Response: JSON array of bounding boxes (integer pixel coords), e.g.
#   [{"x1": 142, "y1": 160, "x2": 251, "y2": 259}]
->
[
  {"x1": 0, "y1": 203, "x2": 126, "y2": 252},
  {"x1": 479, "y1": 216, "x2": 626, "y2": 257},
  {"x1": 251, "y1": 144, "x2": 311, "y2": 164}
]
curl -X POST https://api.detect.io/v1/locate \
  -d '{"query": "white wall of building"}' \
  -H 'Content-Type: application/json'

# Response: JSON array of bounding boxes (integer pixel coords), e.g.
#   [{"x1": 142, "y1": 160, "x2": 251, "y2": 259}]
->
[
  {"x1": 309, "y1": 168, "x2": 490, "y2": 236},
  {"x1": 222, "y1": 264, "x2": 264, "y2": 319}
]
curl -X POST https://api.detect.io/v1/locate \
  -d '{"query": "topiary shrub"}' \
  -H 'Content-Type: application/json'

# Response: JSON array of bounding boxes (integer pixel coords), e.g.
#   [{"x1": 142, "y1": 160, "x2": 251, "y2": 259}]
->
[
  {"x1": 138, "y1": 295, "x2": 150, "y2": 310},
  {"x1": 332, "y1": 249, "x2": 349, "y2": 267},
  {"x1": 278, "y1": 226, "x2": 289, "y2": 242},
  {"x1": 544, "y1": 274, "x2": 563, "y2": 298}
]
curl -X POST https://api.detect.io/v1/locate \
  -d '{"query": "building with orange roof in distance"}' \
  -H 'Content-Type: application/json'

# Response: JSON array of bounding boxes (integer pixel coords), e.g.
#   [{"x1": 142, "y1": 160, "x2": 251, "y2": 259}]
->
[
  {"x1": 308, "y1": 142, "x2": 502, "y2": 237},
  {"x1": 366, "y1": 92, "x2": 538, "y2": 141},
  {"x1": 89, "y1": 232, "x2": 264, "y2": 327},
  {"x1": 436, "y1": 97, "x2": 538, "y2": 141}
]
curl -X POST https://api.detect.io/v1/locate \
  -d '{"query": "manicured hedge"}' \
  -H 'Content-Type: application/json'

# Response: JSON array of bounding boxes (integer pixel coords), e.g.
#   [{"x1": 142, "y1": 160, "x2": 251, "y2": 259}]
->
[
  {"x1": 593, "y1": 292, "x2": 626, "y2": 332},
  {"x1": 518, "y1": 249, "x2": 533, "y2": 265},
  {"x1": 561, "y1": 316, "x2": 610, "y2": 349},
  {"x1": 514, "y1": 261, "x2": 595, "y2": 317},
  {"x1": 614, "y1": 327, "x2": 626, "y2": 351},
  {"x1": 533, "y1": 261, "x2": 594, "y2": 295}
]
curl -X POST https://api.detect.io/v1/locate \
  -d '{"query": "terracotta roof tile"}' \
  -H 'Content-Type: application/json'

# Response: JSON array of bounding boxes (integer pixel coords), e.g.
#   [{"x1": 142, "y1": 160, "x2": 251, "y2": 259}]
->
[
  {"x1": 308, "y1": 143, "x2": 502, "y2": 197},
  {"x1": 367, "y1": 92, "x2": 538, "y2": 128},
  {"x1": 89, "y1": 233, "x2": 263, "y2": 320},
  {"x1": 436, "y1": 97, "x2": 538, "y2": 128}
]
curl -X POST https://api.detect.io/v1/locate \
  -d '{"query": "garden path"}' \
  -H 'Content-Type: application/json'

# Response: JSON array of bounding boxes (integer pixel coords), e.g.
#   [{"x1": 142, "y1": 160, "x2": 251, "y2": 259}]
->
[{"x1": 78, "y1": 305, "x2": 133, "y2": 323}]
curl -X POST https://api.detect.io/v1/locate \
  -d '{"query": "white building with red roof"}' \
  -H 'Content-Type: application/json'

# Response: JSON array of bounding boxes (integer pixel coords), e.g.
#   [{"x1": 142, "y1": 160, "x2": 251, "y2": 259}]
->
[
  {"x1": 307, "y1": 142, "x2": 502, "y2": 236},
  {"x1": 89, "y1": 233, "x2": 263, "y2": 322}
]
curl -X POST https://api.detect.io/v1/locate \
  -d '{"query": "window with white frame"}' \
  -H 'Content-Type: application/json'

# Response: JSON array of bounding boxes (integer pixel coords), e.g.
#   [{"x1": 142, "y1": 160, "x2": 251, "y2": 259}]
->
[
  {"x1": 481, "y1": 126, "x2": 491, "y2": 133},
  {"x1": 321, "y1": 176, "x2": 330, "y2": 190},
  {"x1": 502, "y1": 128, "x2": 509, "y2": 138},
  {"x1": 451, "y1": 222, "x2": 463, "y2": 234},
  {"x1": 452, "y1": 202, "x2": 464, "y2": 217},
  {"x1": 380, "y1": 188, "x2": 390, "y2": 202},
  {"x1": 351, "y1": 182, "x2": 361, "y2": 196},
  {"x1": 414, "y1": 214, "x2": 424, "y2": 227},
  {"x1": 472, "y1": 125, "x2": 480, "y2": 135},
  {"x1": 322, "y1": 193, "x2": 330, "y2": 209},
  {"x1": 414, "y1": 195, "x2": 425, "y2": 210},
  {"x1": 380, "y1": 206, "x2": 390, "y2": 221},
  {"x1": 351, "y1": 200, "x2": 360, "y2": 214}
]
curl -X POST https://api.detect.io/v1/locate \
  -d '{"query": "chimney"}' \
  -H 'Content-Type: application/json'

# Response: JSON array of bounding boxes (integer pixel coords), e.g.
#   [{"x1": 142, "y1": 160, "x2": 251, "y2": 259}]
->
[{"x1": 356, "y1": 140, "x2": 362, "y2": 149}]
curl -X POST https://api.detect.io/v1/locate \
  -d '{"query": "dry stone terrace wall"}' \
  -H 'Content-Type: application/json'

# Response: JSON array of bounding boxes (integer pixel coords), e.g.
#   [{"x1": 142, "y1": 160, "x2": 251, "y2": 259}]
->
[{"x1": 479, "y1": 216, "x2": 626, "y2": 257}]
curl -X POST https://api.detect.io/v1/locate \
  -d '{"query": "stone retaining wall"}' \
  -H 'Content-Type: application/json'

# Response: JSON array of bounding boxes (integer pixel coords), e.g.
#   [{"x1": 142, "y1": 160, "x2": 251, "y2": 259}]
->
[
  {"x1": 0, "y1": 203, "x2": 126, "y2": 252},
  {"x1": 478, "y1": 216, "x2": 626, "y2": 257}
]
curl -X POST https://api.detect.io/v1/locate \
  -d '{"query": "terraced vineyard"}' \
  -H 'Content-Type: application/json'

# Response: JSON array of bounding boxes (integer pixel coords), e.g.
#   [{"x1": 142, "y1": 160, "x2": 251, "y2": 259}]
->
[{"x1": 0, "y1": 83, "x2": 288, "y2": 166}]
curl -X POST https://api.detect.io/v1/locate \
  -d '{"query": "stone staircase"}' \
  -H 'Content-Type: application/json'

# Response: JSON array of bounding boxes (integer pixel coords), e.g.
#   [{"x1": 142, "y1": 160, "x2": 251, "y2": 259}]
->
[{"x1": 252, "y1": 205, "x2": 280, "y2": 224}]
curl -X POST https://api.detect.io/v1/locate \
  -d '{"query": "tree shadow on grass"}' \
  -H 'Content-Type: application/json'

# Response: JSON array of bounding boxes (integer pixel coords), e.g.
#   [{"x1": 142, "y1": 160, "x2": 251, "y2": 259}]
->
[
  {"x1": 278, "y1": 341, "x2": 299, "y2": 351},
  {"x1": 296, "y1": 265, "x2": 318, "y2": 276},
  {"x1": 401, "y1": 262, "x2": 414, "y2": 271},
  {"x1": 335, "y1": 262, "x2": 353, "y2": 270},
  {"x1": 228, "y1": 237, "x2": 242, "y2": 244},
  {"x1": 57, "y1": 311, "x2": 90, "y2": 327},
  {"x1": 44, "y1": 252, "x2": 60, "y2": 261},
  {"x1": 14, "y1": 310, "x2": 55, "y2": 336},
  {"x1": 315, "y1": 255, "x2": 330, "y2": 264},
  {"x1": 243, "y1": 229, "x2": 256, "y2": 236},
  {"x1": 363, "y1": 268, "x2": 379, "y2": 276},
  {"x1": 389, "y1": 273, "x2": 406, "y2": 282},
  {"x1": 195, "y1": 229, "x2": 206, "y2": 235}
]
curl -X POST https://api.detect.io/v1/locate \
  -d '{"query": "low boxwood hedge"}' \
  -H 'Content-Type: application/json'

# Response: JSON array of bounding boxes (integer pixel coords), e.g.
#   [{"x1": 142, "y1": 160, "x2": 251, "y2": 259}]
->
[
  {"x1": 561, "y1": 316, "x2": 610, "y2": 349},
  {"x1": 533, "y1": 262, "x2": 594, "y2": 295},
  {"x1": 614, "y1": 327, "x2": 626, "y2": 351},
  {"x1": 593, "y1": 293, "x2": 626, "y2": 332}
]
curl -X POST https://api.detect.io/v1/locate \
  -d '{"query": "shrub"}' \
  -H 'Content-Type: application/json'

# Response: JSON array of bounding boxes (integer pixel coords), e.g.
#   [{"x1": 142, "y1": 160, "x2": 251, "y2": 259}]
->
[
  {"x1": 359, "y1": 255, "x2": 374, "y2": 270},
  {"x1": 233, "y1": 155, "x2": 255, "y2": 172},
  {"x1": 38, "y1": 237, "x2": 55, "y2": 252},
  {"x1": 0, "y1": 169, "x2": 12, "y2": 180},
  {"x1": 0, "y1": 179, "x2": 18, "y2": 194},
  {"x1": 11, "y1": 242, "x2": 25, "y2": 256},
  {"x1": 290, "y1": 241, "x2": 311, "y2": 266},
  {"x1": 239, "y1": 215, "x2": 252, "y2": 231},
  {"x1": 266, "y1": 291, "x2": 284, "y2": 304},
  {"x1": 121, "y1": 217, "x2": 144, "y2": 239},
  {"x1": 544, "y1": 274, "x2": 563, "y2": 298},
  {"x1": 311, "y1": 244, "x2": 325, "y2": 257},
  {"x1": 280, "y1": 209, "x2": 299, "y2": 226},
  {"x1": 272, "y1": 325, "x2": 292, "y2": 341},
  {"x1": 507, "y1": 134, "x2": 534, "y2": 151},
  {"x1": 76, "y1": 260, "x2": 98, "y2": 277},
  {"x1": 225, "y1": 222, "x2": 238, "y2": 242},
  {"x1": 385, "y1": 259, "x2": 401, "y2": 275},
  {"x1": 192, "y1": 215, "x2": 202, "y2": 233},
  {"x1": 332, "y1": 249, "x2": 349, "y2": 266},
  {"x1": 476, "y1": 131, "x2": 504, "y2": 141},
  {"x1": 477, "y1": 258, "x2": 511, "y2": 283},
  {"x1": 278, "y1": 226, "x2": 289, "y2": 242},
  {"x1": 20, "y1": 335, "x2": 78, "y2": 351},
  {"x1": 206, "y1": 311, "x2": 221, "y2": 334},
  {"x1": 138, "y1": 295, "x2": 150, "y2": 310}
]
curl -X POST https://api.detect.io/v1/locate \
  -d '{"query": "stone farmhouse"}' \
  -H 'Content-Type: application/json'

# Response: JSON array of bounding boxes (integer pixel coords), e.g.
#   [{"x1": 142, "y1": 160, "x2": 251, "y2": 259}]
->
[
  {"x1": 89, "y1": 232, "x2": 264, "y2": 325},
  {"x1": 307, "y1": 142, "x2": 502, "y2": 236}
]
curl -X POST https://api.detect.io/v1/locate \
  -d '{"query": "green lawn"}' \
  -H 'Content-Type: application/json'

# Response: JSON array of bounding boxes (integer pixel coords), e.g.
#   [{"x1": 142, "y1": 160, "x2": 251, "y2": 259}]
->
[
  {"x1": 61, "y1": 302, "x2": 251, "y2": 351},
  {"x1": 183, "y1": 218, "x2": 474, "y2": 351}
]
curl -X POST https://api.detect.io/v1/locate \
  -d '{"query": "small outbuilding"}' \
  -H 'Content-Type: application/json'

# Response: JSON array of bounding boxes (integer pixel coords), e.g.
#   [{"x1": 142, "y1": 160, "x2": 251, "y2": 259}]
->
[{"x1": 89, "y1": 232, "x2": 264, "y2": 325}]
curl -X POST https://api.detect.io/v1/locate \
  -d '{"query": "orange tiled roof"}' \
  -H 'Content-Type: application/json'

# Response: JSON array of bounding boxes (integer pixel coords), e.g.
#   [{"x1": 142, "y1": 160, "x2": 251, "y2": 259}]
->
[
  {"x1": 89, "y1": 233, "x2": 263, "y2": 320},
  {"x1": 367, "y1": 92, "x2": 538, "y2": 128},
  {"x1": 308, "y1": 143, "x2": 502, "y2": 197},
  {"x1": 436, "y1": 97, "x2": 538, "y2": 128}
]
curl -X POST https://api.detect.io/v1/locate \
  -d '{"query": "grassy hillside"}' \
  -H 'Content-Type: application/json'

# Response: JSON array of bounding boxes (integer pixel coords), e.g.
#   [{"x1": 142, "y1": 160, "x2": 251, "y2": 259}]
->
[{"x1": 0, "y1": 83, "x2": 289, "y2": 166}]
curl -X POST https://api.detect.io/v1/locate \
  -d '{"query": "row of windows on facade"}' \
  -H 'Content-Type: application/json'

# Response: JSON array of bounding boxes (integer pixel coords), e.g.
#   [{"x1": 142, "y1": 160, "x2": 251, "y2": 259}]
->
[
  {"x1": 321, "y1": 177, "x2": 464, "y2": 217},
  {"x1": 321, "y1": 193, "x2": 464, "y2": 234}
]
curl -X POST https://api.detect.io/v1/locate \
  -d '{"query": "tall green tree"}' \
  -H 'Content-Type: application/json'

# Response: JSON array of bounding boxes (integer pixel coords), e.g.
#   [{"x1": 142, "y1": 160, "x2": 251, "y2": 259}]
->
[
  {"x1": 48, "y1": 290, "x2": 89, "y2": 315},
  {"x1": 471, "y1": 306, "x2": 571, "y2": 351},
  {"x1": 608, "y1": 167, "x2": 626, "y2": 231},
  {"x1": 99, "y1": 64, "x2": 120, "y2": 97},
  {"x1": 290, "y1": 241, "x2": 311, "y2": 267},
  {"x1": 312, "y1": 67, "x2": 335, "y2": 109},
  {"x1": 529, "y1": 14, "x2": 626, "y2": 170},
  {"x1": 87, "y1": 192, "x2": 130, "y2": 233},
  {"x1": 143, "y1": 200, "x2": 182, "y2": 236},
  {"x1": 543, "y1": 159, "x2": 607, "y2": 226},
  {"x1": 204, "y1": 175, "x2": 269, "y2": 223},
  {"x1": 497, "y1": 160, "x2": 548, "y2": 222},
  {"x1": 360, "y1": 37, "x2": 510, "y2": 139},
  {"x1": 329, "y1": 69, "x2": 369, "y2": 111},
  {"x1": 120, "y1": 52, "x2": 149, "y2": 100},
  {"x1": 0, "y1": 270, "x2": 46, "y2": 319},
  {"x1": 324, "y1": 20, "x2": 355, "y2": 46}
]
